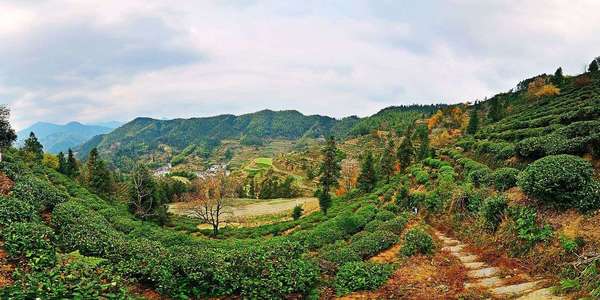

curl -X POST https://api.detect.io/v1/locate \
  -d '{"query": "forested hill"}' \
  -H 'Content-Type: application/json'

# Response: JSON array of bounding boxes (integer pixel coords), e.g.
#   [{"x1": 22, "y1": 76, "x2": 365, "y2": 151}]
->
[{"x1": 77, "y1": 105, "x2": 443, "y2": 165}]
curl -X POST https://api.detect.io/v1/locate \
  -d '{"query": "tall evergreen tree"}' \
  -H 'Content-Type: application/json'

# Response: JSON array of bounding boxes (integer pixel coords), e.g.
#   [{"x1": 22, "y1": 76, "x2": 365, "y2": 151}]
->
[
  {"x1": 57, "y1": 151, "x2": 67, "y2": 174},
  {"x1": 379, "y1": 139, "x2": 396, "y2": 182},
  {"x1": 397, "y1": 127, "x2": 415, "y2": 170},
  {"x1": 318, "y1": 136, "x2": 341, "y2": 214},
  {"x1": 589, "y1": 58, "x2": 599, "y2": 73},
  {"x1": 466, "y1": 108, "x2": 479, "y2": 135},
  {"x1": 416, "y1": 124, "x2": 430, "y2": 160},
  {"x1": 0, "y1": 105, "x2": 16, "y2": 162},
  {"x1": 552, "y1": 67, "x2": 564, "y2": 85},
  {"x1": 23, "y1": 132, "x2": 43, "y2": 160},
  {"x1": 487, "y1": 98, "x2": 503, "y2": 122},
  {"x1": 66, "y1": 148, "x2": 79, "y2": 177},
  {"x1": 358, "y1": 151, "x2": 377, "y2": 193},
  {"x1": 86, "y1": 148, "x2": 113, "y2": 197}
]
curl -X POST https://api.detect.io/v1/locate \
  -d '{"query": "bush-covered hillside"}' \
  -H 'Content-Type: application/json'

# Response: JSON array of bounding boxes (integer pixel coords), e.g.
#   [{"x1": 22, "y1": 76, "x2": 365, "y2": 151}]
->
[
  {"x1": 2, "y1": 62, "x2": 600, "y2": 299},
  {"x1": 77, "y1": 106, "x2": 441, "y2": 169}
]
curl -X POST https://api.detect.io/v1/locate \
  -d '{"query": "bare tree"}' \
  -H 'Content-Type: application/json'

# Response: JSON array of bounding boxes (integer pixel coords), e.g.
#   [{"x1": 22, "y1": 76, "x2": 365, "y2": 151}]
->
[
  {"x1": 182, "y1": 171, "x2": 239, "y2": 236},
  {"x1": 128, "y1": 164, "x2": 158, "y2": 219},
  {"x1": 339, "y1": 158, "x2": 360, "y2": 194}
]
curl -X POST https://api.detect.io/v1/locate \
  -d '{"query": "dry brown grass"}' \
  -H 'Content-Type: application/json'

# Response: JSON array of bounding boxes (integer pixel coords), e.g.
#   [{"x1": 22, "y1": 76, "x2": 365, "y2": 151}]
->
[{"x1": 340, "y1": 252, "x2": 471, "y2": 300}]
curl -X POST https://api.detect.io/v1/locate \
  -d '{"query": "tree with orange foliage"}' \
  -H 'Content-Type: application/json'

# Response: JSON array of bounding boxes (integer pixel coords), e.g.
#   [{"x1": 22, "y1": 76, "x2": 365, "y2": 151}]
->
[
  {"x1": 527, "y1": 77, "x2": 560, "y2": 99},
  {"x1": 427, "y1": 110, "x2": 443, "y2": 129}
]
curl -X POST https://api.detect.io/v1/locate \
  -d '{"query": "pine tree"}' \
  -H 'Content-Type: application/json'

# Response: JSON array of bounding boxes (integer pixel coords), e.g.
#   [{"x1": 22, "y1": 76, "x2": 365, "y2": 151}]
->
[
  {"x1": 57, "y1": 151, "x2": 67, "y2": 174},
  {"x1": 318, "y1": 136, "x2": 341, "y2": 214},
  {"x1": 466, "y1": 108, "x2": 479, "y2": 135},
  {"x1": 66, "y1": 148, "x2": 79, "y2": 177},
  {"x1": 487, "y1": 98, "x2": 503, "y2": 122},
  {"x1": 589, "y1": 59, "x2": 599, "y2": 73},
  {"x1": 86, "y1": 148, "x2": 113, "y2": 197},
  {"x1": 416, "y1": 124, "x2": 430, "y2": 160},
  {"x1": 23, "y1": 132, "x2": 43, "y2": 160},
  {"x1": 358, "y1": 151, "x2": 377, "y2": 193},
  {"x1": 397, "y1": 127, "x2": 415, "y2": 170},
  {"x1": 379, "y1": 139, "x2": 396, "y2": 182},
  {"x1": 0, "y1": 105, "x2": 16, "y2": 162},
  {"x1": 552, "y1": 67, "x2": 564, "y2": 85}
]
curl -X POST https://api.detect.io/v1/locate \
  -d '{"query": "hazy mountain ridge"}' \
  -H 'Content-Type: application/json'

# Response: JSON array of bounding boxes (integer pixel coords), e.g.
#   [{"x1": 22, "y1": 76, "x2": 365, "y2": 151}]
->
[{"x1": 17, "y1": 121, "x2": 117, "y2": 153}]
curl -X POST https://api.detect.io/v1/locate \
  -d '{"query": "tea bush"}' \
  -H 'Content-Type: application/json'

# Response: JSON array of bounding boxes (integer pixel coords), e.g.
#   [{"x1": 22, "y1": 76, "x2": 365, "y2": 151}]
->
[
  {"x1": 319, "y1": 242, "x2": 361, "y2": 266},
  {"x1": 374, "y1": 210, "x2": 395, "y2": 221},
  {"x1": 378, "y1": 215, "x2": 409, "y2": 234},
  {"x1": 480, "y1": 195, "x2": 508, "y2": 232},
  {"x1": 11, "y1": 175, "x2": 69, "y2": 211},
  {"x1": 3, "y1": 222, "x2": 56, "y2": 267},
  {"x1": 351, "y1": 230, "x2": 398, "y2": 258},
  {"x1": 414, "y1": 170, "x2": 429, "y2": 185},
  {"x1": 518, "y1": 154, "x2": 600, "y2": 210},
  {"x1": 468, "y1": 168, "x2": 492, "y2": 187},
  {"x1": 400, "y1": 227, "x2": 434, "y2": 256},
  {"x1": 364, "y1": 219, "x2": 384, "y2": 232},
  {"x1": 0, "y1": 254, "x2": 131, "y2": 299},
  {"x1": 334, "y1": 262, "x2": 393, "y2": 296},
  {"x1": 0, "y1": 196, "x2": 38, "y2": 226},
  {"x1": 493, "y1": 167, "x2": 520, "y2": 191},
  {"x1": 52, "y1": 200, "x2": 123, "y2": 257}
]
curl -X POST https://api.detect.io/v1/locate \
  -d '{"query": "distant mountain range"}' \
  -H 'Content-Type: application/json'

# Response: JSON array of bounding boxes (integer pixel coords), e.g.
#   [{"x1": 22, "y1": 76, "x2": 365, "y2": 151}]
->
[
  {"x1": 17, "y1": 121, "x2": 123, "y2": 153},
  {"x1": 77, "y1": 106, "x2": 444, "y2": 168}
]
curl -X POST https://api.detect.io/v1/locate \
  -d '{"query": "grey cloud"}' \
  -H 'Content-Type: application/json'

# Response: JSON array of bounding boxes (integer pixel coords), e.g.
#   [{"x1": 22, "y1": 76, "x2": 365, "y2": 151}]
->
[{"x1": 0, "y1": 16, "x2": 202, "y2": 88}]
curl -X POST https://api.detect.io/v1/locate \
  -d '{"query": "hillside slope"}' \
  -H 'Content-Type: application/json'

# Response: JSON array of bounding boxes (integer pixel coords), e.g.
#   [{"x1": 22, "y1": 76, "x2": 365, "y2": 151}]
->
[{"x1": 78, "y1": 106, "x2": 441, "y2": 168}]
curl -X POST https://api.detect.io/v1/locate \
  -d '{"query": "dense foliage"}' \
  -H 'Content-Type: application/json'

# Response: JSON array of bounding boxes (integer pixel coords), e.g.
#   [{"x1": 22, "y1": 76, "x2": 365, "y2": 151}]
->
[
  {"x1": 518, "y1": 155, "x2": 600, "y2": 211},
  {"x1": 334, "y1": 262, "x2": 394, "y2": 296}
]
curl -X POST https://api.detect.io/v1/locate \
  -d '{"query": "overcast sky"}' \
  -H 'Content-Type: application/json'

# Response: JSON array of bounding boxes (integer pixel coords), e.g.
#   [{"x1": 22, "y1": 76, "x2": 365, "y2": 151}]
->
[{"x1": 1, "y1": 1, "x2": 600, "y2": 130}]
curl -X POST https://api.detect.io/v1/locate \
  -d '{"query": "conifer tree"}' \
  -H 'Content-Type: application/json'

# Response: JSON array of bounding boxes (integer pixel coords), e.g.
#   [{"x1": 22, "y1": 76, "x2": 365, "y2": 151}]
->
[
  {"x1": 379, "y1": 138, "x2": 396, "y2": 182},
  {"x1": 487, "y1": 98, "x2": 503, "y2": 122},
  {"x1": 416, "y1": 124, "x2": 430, "y2": 160},
  {"x1": 466, "y1": 108, "x2": 479, "y2": 135},
  {"x1": 57, "y1": 151, "x2": 67, "y2": 174},
  {"x1": 23, "y1": 132, "x2": 43, "y2": 160},
  {"x1": 358, "y1": 151, "x2": 377, "y2": 193},
  {"x1": 589, "y1": 58, "x2": 599, "y2": 73},
  {"x1": 86, "y1": 148, "x2": 113, "y2": 197},
  {"x1": 397, "y1": 127, "x2": 415, "y2": 170},
  {"x1": 66, "y1": 148, "x2": 79, "y2": 177},
  {"x1": 318, "y1": 136, "x2": 341, "y2": 214},
  {"x1": 552, "y1": 67, "x2": 564, "y2": 85},
  {"x1": 0, "y1": 105, "x2": 16, "y2": 162}
]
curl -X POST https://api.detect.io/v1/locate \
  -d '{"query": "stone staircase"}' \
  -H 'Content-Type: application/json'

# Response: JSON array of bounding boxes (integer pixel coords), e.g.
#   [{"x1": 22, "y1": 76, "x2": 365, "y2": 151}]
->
[{"x1": 434, "y1": 231, "x2": 565, "y2": 299}]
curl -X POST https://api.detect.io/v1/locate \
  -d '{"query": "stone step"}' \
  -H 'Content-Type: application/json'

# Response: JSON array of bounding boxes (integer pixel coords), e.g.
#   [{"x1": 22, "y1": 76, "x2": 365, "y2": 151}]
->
[
  {"x1": 468, "y1": 267, "x2": 500, "y2": 279},
  {"x1": 442, "y1": 244, "x2": 465, "y2": 253},
  {"x1": 490, "y1": 281, "x2": 543, "y2": 297},
  {"x1": 464, "y1": 262, "x2": 486, "y2": 269},
  {"x1": 516, "y1": 287, "x2": 565, "y2": 300},
  {"x1": 458, "y1": 254, "x2": 479, "y2": 263},
  {"x1": 442, "y1": 239, "x2": 461, "y2": 246},
  {"x1": 465, "y1": 276, "x2": 505, "y2": 289}
]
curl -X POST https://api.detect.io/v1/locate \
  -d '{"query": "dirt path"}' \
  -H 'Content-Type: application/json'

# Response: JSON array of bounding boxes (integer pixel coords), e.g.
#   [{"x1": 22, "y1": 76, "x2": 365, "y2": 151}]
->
[
  {"x1": 434, "y1": 230, "x2": 565, "y2": 299},
  {"x1": 0, "y1": 240, "x2": 14, "y2": 288}
]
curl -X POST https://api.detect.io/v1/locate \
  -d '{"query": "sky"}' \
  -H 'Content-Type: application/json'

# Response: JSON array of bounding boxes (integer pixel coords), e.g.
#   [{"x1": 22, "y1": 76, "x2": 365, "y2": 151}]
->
[{"x1": 1, "y1": 1, "x2": 600, "y2": 130}]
